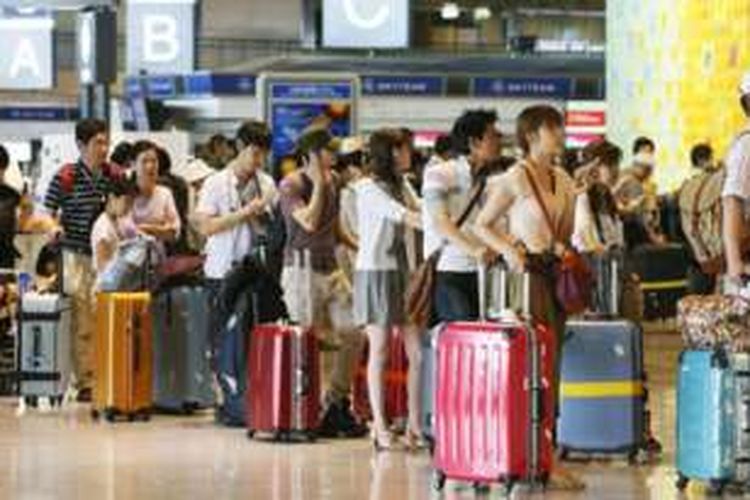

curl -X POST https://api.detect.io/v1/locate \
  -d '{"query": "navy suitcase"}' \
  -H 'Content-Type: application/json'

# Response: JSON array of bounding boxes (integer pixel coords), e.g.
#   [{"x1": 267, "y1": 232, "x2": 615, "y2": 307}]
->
[
  {"x1": 152, "y1": 285, "x2": 215, "y2": 413},
  {"x1": 557, "y1": 319, "x2": 646, "y2": 459},
  {"x1": 676, "y1": 350, "x2": 737, "y2": 495},
  {"x1": 558, "y1": 258, "x2": 653, "y2": 460}
]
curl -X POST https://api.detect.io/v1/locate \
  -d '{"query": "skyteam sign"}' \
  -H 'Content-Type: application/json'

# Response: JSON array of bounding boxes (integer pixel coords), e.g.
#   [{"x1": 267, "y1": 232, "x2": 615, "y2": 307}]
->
[{"x1": 323, "y1": 0, "x2": 409, "y2": 48}]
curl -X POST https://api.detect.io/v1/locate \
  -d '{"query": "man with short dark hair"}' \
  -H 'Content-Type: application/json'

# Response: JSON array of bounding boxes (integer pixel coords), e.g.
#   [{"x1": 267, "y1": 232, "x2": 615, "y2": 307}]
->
[
  {"x1": 633, "y1": 136, "x2": 656, "y2": 156},
  {"x1": 722, "y1": 73, "x2": 750, "y2": 290},
  {"x1": 0, "y1": 145, "x2": 20, "y2": 269},
  {"x1": 44, "y1": 118, "x2": 115, "y2": 399},
  {"x1": 691, "y1": 143, "x2": 714, "y2": 171},
  {"x1": 422, "y1": 109, "x2": 498, "y2": 324},
  {"x1": 279, "y1": 128, "x2": 364, "y2": 438}
]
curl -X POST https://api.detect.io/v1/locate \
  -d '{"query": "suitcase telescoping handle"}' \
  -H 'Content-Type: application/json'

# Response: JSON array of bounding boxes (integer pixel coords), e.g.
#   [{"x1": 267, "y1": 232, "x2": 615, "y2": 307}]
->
[
  {"x1": 477, "y1": 258, "x2": 531, "y2": 321},
  {"x1": 293, "y1": 249, "x2": 314, "y2": 326},
  {"x1": 611, "y1": 257, "x2": 619, "y2": 317}
]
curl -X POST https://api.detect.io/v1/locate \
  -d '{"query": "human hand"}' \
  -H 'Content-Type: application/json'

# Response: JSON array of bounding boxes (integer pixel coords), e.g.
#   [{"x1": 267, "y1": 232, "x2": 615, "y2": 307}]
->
[{"x1": 473, "y1": 246, "x2": 497, "y2": 267}]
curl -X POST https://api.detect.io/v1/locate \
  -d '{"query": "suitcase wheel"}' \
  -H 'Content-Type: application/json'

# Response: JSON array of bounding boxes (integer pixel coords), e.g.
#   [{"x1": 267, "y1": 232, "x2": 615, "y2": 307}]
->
[
  {"x1": 137, "y1": 411, "x2": 151, "y2": 422},
  {"x1": 675, "y1": 474, "x2": 689, "y2": 492},
  {"x1": 557, "y1": 447, "x2": 570, "y2": 461},
  {"x1": 498, "y1": 481, "x2": 514, "y2": 497},
  {"x1": 304, "y1": 431, "x2": 317, "y2": 442},
  {"x1": 90, "y1": 409, "x2": 100, "y2": 421},
  {"x1": 432, "y1": 470, "x2": 446, "y2": 491},
  {"x1": 104, "y1": 409, "x2": 117, "y2": 423},
  {"x1": 707, "y1": 479, "x2": 725, "y2": 497},
  {"x1": 246, "y1": 430, "x2": 256, "y2": 440},
  {"x1": 473, "y1": 482, "x2": 491, "y2": 495}
]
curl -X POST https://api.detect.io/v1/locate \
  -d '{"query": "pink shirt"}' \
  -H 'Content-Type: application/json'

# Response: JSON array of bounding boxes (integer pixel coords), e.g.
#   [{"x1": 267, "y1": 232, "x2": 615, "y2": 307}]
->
[{"x1": 131, "y1": 185, "x2": 181, "y2": 254}]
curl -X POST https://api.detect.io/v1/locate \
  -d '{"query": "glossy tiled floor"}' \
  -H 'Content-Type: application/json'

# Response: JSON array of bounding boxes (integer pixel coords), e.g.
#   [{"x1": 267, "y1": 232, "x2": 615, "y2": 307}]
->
[{"x1": 0, "y1": 330, "x2": 727, "y2": 499}]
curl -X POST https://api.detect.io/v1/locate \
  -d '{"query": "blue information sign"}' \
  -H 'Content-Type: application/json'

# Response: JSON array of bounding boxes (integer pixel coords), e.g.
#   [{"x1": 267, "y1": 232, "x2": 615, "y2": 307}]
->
[
  {"x1": 361, "y1": 75, "x2": 444, "y2": 96},
  {"x1": 0, "y1": 106, "x2": 78, "y2": 121},
  {"x1": 473, "y1": 77, "x2": 572, "y2": 99},
  {"x1": 183, "y1": 73, "x2": 256, "y2": 96},
  {"x1": 271, "y1": 82, "x2": 353, "y2": 100}
]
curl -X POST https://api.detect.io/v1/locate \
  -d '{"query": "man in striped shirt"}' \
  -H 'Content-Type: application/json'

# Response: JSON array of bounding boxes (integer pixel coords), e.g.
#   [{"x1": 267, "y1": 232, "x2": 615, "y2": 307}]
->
[{"x1": 44, "y1": 119, "x2": 113, "y2": 400}]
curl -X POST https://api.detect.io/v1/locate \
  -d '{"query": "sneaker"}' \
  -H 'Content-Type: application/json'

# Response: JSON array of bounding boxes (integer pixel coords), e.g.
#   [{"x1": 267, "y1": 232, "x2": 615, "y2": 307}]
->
[{"x1": 318, "y1": 398, "x2": 369, "y2": 438}]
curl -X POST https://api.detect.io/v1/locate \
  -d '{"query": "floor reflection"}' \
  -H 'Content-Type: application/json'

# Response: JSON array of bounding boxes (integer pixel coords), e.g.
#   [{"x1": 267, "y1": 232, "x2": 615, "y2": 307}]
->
[{"x1": 0, "y1": 332, "x2": 715, "y2": 500}]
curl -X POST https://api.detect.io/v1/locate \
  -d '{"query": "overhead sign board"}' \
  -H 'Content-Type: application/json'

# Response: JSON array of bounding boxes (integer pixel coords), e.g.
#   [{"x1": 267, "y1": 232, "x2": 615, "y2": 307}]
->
[
  {"x1": 473, "y1": 77, "x2": 572, "y2": 99},
  {"x1": 0, "y1": 13, "x2": 54, "y2": 90},
  {"x1": 127, "y1": 0, "x2": 197, "y2": 75},
  {"x1": 362, "y1": 75, "x2": 444, "y2": 96},
  {"x1": 323, "y1": 0, "x2": 409, "y2": 48},
  {"x1": 0, "y1": 1, "x2": 113, "y2": 6}
]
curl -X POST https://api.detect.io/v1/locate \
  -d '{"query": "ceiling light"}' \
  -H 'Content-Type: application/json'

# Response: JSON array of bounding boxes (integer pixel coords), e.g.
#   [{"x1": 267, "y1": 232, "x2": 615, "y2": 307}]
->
[
  {"x1": 440, "y1": 3, "x2": 460, "y2": 21},
  {"x1": 474, "y1": 7, "x2": 492, "y2": 21}
]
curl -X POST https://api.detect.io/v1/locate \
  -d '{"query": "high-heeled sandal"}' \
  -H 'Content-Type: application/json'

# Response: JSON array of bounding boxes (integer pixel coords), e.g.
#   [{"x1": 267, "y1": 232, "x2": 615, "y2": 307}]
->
[
  {"x1": 372, "y1": 430, "x2": 399, "y2": 452},
  {"x1": 402, "y1": 430, "x2": 430, "y2": 451}
]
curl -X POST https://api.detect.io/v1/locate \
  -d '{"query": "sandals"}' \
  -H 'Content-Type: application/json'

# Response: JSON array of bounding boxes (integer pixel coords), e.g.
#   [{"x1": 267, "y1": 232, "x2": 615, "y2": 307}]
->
[
  {"x1": 401, "y1": 430, "x2": 430, "y2": 452},
  {"x1": 372, "y1": 429, "x2": 399, "y2": 452}
]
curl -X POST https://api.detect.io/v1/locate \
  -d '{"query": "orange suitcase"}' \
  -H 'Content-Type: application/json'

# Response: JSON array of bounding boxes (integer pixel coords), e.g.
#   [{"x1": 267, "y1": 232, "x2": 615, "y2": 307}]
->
[{"x1": 93, "y1": 292, "x2": 152, "y2": 422}]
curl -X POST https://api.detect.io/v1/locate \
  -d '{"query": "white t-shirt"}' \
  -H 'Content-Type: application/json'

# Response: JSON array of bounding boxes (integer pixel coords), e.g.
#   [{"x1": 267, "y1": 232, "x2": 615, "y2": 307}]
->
[
  {"x1": 422, "y1": 156, "x2": 478, "y2": 273},
  {"x1": 571, "y1": 192, "x2": 625, "y2": 252},
  {"x1": 354, "y1": 178, "x2": 416, "y2": 271},
  {"x1": 90, "y1": 213, "x2": 137, "y2": 275},
  {"x1": 722, "y1": 131, "x2": 750, "y2": 200},
  {"x1": 196, "y1": 168, "x2": 278, "y2": 280}
]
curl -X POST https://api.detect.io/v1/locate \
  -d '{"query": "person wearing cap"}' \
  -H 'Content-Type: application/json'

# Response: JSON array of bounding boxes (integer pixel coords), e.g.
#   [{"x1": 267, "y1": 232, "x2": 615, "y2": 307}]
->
[
  {"x1": 335, "y1": 136, "x2": 366, "y2": 279},
  {"x1": 179, "y1": 157, "x2": 216, "y2": 253},
  {"x1": 278, "y1": 127, "x2": 366, "y2": 438},
  {"x1": 614, "y1": 137, "x2": 664, "y2": 248},
  {"x1": 722, "y1": 73, "x2": 750, "y2": 290}
]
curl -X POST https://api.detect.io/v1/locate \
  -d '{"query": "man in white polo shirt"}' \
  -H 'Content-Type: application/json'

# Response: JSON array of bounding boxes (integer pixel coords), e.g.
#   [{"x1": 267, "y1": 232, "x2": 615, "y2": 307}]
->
[
  {"x1": 195, "y1": 121, "x2": 277, "y2": 283},
  {"x1": 722, "y1": 72, "x2": 750, "y2": 290}
]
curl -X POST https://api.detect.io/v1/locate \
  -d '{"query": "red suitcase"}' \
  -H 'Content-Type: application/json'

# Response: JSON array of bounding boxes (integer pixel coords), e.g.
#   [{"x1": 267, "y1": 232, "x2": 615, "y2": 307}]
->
[
  {"x1": 432, "y1": 269, "x2": 555, "y2": 495},
  {"x1": 246, "y1": 324, "x2": 320, "y2": 441},
  {"x1": 352, "y1": 328, "x2": 408, "y2": 425}
]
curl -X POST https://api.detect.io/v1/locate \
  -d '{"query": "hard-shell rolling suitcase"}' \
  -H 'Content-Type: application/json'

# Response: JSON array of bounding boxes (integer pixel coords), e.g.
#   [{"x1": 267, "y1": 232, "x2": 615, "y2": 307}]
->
[
  {"x1": 558, "y1": 319, "x2": 645, "y2": 459},
  {"x1": 352, "y1": 328, "x2": 407, "y2": 426},
  {"x1": 558, "y1": 258, "x2": 650, "y2": 460},
  {"x1": 246, "y1": 324, "x2": 320, "y2": 441},
  {"x1": 433, "y1": 268, "x2": 555, "y2": 495},
  {"x1": 246, "y1": 250, "x2": 321, "y2": 442},
  {"x1": 675, "y1": 350, "x2": 736, "y2": 495},
  {"x1": 152, "y1": 285, "x2": 215, "y2": 414},
  {"x1": 93, "y1": 292, "x2": 152, "y2": 422},
  {"x1": 18, "y1": 293, "x2": 72, "y2": 407},
  {"x1": 734, "y1": 354, "x2": 750, "y2": 487}
]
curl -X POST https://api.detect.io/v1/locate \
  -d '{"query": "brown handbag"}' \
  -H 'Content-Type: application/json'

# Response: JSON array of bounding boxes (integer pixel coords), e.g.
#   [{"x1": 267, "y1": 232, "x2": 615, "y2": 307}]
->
[
  {"x1": 405, "y1": 180, "x2": 486, "y2": 329},
  {"x1": 523, "y1": 164, "x2": 593, "y2": 315}
]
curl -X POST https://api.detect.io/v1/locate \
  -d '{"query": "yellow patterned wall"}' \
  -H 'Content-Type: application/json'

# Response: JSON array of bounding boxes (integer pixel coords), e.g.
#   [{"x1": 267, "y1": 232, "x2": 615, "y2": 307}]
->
[{"x1": 607, "y1": 0, "x2": 750, "y2": 192}]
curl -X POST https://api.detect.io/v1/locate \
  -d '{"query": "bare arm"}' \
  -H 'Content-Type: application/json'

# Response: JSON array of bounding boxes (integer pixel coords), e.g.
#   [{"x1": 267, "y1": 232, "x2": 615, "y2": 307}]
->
[
  {"x1": 292, "y1": 179, "x2": 328, "y2": 233},
  {"x1": 724, "y1": 196, "x2": 746, "y2": 277},
  {"x1": 474, "y1": 183, "x2": 522, "y2": 267},
  {"x1": 335, "y1": 215, "x2": 358, "y2": 252},
  {"x1": 95, "y1": 239, "x2": 116, "y2": 272},
  {"x1": 194, "y1": 201, "x2": 261, "y2": 238}
]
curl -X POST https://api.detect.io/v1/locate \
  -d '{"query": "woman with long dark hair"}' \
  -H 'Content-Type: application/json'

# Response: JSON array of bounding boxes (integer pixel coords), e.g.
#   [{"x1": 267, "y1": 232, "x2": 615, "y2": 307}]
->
[{"x1": 353, "y1": 129, "x2": 423, "y2": 451}]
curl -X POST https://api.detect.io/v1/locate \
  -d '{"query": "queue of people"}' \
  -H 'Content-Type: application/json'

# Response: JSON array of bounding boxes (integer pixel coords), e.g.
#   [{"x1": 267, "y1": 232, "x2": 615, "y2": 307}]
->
[{"x1": 2, "y1": 76, "x2": 750, "y2": 493}]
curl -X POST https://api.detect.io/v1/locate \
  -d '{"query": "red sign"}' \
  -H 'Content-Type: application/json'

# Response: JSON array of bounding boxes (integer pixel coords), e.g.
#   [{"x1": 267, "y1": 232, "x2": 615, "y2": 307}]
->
[{"x1": 566, "y1": 110, "x2": 606, "y2": 127}]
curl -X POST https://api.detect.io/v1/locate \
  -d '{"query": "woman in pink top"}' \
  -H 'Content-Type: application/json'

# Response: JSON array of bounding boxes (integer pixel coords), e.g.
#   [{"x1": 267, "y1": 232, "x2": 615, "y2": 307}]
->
[{"x1": 130, "y1": 141, "x2": 181, "y2": 256}]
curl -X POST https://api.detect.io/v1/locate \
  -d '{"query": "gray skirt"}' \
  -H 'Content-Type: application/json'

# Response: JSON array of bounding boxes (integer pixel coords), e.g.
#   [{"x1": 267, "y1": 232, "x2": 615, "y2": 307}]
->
[{"x1": 354, "y1": 270, "x2": 408, "y2": 328}]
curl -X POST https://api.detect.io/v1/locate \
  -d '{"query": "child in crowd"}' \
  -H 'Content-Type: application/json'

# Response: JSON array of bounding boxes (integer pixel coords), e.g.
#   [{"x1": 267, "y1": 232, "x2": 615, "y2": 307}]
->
[{"x1": 90, "y1": 178, "x2": 139, "y2": 289}]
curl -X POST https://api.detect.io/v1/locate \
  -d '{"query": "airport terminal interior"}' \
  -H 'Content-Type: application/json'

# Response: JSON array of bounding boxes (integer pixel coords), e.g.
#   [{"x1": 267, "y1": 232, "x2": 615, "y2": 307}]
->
[{"x1": 1, "y1": 0, "x2": 750, "y2": 498}]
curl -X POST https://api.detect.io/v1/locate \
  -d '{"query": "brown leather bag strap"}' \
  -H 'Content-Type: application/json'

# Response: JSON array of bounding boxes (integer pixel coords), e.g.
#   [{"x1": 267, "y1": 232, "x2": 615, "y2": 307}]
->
[{"x1": 523, "y1": 164, "x2": 558, "y2": 245}]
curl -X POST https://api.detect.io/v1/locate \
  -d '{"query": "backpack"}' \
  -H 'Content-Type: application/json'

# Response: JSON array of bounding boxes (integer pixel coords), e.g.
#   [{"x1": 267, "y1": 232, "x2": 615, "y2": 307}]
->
[{"x1": 677, "y1": 169, "x2": 726, "y2": 274}]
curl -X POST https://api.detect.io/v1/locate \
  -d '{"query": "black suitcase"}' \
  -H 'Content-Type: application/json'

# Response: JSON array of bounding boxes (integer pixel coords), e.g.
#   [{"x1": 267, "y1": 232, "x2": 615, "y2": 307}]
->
[{"x1": 629, "y1": 244, "x2": 688, "y2": 320}]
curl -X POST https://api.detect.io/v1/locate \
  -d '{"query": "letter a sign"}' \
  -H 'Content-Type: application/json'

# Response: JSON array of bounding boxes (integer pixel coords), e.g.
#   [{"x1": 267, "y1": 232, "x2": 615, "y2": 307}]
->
[
  {"x1": 0, "y1": 14, "x2": 54, "y2": 90},
  {"x1": 127, "y1": 0, "x2": 197, "y2": 75}
]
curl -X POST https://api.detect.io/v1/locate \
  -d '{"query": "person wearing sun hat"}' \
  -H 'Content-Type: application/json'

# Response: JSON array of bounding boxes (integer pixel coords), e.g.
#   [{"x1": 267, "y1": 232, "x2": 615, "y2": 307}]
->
[
  {"x1": 721, "y1": 72, "x2": 750, "y2": 292},
  {"x1": 278, "y1": 127, "x2": 366, "y2": 438}
]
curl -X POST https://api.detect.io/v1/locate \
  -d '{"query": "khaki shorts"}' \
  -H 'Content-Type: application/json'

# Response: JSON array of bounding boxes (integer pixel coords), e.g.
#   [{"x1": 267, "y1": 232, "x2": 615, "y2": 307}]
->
[{"x1": 281, "y1": 266, "x2": 355, "y2": 332}]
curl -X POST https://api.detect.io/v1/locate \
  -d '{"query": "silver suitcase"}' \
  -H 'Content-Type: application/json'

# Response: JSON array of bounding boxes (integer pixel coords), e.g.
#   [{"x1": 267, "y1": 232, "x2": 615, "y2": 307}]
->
[{"x1": 19, "y1": 293, "x2": 72, "y2": 405}]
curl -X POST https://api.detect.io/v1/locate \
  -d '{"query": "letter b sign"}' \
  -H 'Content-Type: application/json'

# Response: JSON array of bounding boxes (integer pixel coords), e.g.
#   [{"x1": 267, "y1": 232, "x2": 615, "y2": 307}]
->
[{"x1": 127, "y1": 0, "x2": 196, "y2": 75}]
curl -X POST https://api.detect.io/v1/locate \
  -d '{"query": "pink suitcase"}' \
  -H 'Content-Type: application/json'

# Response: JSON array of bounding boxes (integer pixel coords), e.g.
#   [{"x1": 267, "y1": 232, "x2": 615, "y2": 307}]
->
[{"x1": 432, "y1": 269, "x2": 556, "y2": 495}]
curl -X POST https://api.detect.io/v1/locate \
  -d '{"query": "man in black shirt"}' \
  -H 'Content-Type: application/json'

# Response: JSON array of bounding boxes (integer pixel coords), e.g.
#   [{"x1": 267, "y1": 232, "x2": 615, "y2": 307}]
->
[
  {"x1": 0, "y1": 146, "x2": 20, "y2": 270},
  {"x1": 44, "y1": 119, "x2": 114, "y2": 399}
]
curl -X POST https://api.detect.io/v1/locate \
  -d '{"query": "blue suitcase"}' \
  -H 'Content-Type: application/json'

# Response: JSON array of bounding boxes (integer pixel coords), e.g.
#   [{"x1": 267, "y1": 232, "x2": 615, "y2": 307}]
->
[
  {"x1": 557, "y1": 319, "x2": 646, "y2": 459},
  {"x1": 675, "y1": 350, "x2": 736, "y2": 495}
]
